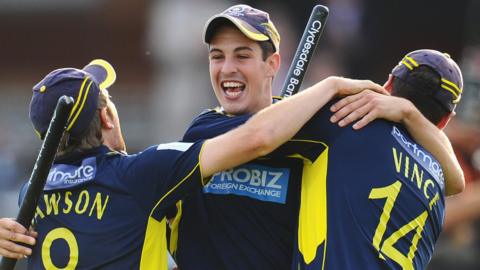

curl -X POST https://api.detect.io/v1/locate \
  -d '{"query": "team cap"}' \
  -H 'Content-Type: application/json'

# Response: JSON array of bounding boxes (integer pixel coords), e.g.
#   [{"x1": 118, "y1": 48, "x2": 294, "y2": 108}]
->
[
  {"x1": 392, "y1": 49, "x2": 463, "y2": 112},
  {"x1": 30, "y1": 59, "x2": 116, "y2": 139},
  {"x1": 203, "y1": 4, "x2": 281, "y2": 52}
]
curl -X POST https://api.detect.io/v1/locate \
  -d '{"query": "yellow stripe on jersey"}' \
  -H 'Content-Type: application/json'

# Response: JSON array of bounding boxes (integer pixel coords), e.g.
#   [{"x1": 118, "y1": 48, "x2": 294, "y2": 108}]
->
[
  {"x1": 169, "y1": 200, "x2": 183, "y2": 255},
  {"x1": 140, "y1": 217, "x2": 167, "y2": 270},
  {"x1": 298, "y1": 148, "x2": 329, "y2": 266},
  {"x1": 149, "y1": 163, "x2": 200, "y2": 217},
  {"x1": 141, "y1": 143, "x2": 202, "y2": 269},
  {"x1": 197, "y1": 142, "x2": 208, "y2": 185},
  {"x1": 290, "y1": 138, "x2": 327, "y2": 145}
]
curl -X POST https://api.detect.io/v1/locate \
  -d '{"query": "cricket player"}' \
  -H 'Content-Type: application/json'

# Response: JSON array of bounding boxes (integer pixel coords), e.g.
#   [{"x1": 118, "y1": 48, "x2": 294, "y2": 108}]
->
[
  {"x1": 287, "y1": 49, "x2": 464, "y2": 269},
  {"x1": 0, "y1": 60, "x2": 385, "y2": 268},
  {"x1": 169, "y1": 4, "x2": 464, "y2": 270}
]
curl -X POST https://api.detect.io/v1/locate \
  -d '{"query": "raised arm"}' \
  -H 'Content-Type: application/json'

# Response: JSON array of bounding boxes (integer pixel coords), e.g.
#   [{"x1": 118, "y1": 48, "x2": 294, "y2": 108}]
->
[
  {"x1": 200, "y1": 77, "x2": 387, "y2": 177},
  {"x1": 329, "y1": 90, "x2": 465, "y2": 195}
]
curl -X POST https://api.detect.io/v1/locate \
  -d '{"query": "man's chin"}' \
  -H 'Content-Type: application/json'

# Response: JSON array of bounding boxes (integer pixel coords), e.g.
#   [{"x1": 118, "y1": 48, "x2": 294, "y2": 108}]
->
[{"x1": 222, "y1": 106, "x2": 247, "y2": 116}]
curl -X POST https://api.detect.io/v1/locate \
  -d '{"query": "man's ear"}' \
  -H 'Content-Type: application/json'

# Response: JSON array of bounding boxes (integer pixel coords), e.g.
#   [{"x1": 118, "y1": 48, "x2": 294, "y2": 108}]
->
[
  {"x1": 99, "y1": 107, "x2": 114, "y2": 129},
  {"x1": 383, "y1": 74, "x2": 394, "y2": 93},
  {"x1": 266, "y1": 52, "x2": 281, "y2": 78},
  {"x1": 437, "y1": 112, "x2": 455, "y2": 129}
]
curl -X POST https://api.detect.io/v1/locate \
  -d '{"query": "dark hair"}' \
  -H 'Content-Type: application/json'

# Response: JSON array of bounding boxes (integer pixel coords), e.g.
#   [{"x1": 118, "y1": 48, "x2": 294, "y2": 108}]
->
[
  {"x1": 258, "y1": 40, "x2": 275, "y2": 61},
  {"x1": 391, "y1": 65, "x2": 450, "y2": 125},
  {"x1": 57, "y1": 92, "x2": 107, "y2": 156}
]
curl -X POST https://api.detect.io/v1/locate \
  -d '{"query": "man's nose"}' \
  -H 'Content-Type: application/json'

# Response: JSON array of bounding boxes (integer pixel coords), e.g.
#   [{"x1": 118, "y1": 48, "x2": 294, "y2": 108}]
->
[{"x1": 221, "y1": 57, "x2": 238, "y2": 74}]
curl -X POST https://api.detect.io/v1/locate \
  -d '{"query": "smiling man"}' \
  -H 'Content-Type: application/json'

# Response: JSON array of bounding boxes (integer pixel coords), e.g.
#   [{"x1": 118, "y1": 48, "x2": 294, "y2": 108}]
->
[
  {"x1": 168, "y1": 4, "x2": 465, "y2": 270},
  {"x1": 206, "y1": 14, "x2": 280, "y2": 115}
]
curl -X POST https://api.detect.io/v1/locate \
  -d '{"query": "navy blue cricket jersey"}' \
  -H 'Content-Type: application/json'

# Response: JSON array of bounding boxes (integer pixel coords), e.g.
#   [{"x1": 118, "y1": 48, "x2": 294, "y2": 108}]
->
[
  {"x1": 291, "y1": 101, "x2": 446, "y2": 270},
  {"x1": 171, "y1": 107, "x2": 305, "y2": 270},
  {"x1": 19, "y1": 142, "x2": 205, "y2": 270}
]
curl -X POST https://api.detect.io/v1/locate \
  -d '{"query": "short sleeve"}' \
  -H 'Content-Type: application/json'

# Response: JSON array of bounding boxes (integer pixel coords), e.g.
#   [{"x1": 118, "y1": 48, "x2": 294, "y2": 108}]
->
[{"x1": 119, "y1": 141, "x2": 205, "y2": 213}]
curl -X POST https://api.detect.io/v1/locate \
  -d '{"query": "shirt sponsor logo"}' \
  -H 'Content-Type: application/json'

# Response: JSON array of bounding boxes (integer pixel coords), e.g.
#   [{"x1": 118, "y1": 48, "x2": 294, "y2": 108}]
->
[
  {"x1": 391, "y1": 126, "x2": 444, "y2": 184},
  {"x1": 204, "y1": 164, "x2": 290, "y2": 203},
  {"x1": 44, "y1": 157, "x2": 97, "y2": 190}
]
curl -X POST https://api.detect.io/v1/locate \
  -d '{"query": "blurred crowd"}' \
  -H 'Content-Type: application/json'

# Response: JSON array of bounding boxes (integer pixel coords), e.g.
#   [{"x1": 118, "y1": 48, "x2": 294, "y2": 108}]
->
[{"x1": 0, "y1": 0, "x2": 479, "y2": 269}]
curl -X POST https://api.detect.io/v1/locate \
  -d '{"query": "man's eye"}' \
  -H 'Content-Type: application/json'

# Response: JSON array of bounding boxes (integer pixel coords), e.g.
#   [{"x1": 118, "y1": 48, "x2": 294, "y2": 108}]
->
[{"x1": 210, "y1": 55, "x2": 223, "y2": 60}]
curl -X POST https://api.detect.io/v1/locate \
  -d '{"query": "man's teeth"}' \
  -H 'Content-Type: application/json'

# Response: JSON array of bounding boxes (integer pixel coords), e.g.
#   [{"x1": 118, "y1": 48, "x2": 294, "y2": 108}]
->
[
  {"x1": 222, "y1": 81, "x2": 244, "y2": 97},
  {"x1": 223, "y1": 81, "x2": 244, "y2": 88},
  {"x1": 225, "y1": 90, "x2": 242, "y2": 97}
]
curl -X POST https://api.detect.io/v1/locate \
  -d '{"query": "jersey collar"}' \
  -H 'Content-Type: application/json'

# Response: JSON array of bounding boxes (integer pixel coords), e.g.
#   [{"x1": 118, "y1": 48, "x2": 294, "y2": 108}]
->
[{"x1": 55, "y1": 145, "x2": 114, "y2": 164}]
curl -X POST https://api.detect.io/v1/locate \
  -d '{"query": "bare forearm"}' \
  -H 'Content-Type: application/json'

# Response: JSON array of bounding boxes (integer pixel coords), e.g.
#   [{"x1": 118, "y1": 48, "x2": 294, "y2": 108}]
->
[
  {"x1": 329, "y1": 91, "x2": 465, "y2": 195},
  {"x1": 248, "y1": 78, "x2": 339, "y2": 155},
  {"x1": 201, "y1": 78, "x2": 337, "y2": 177},
  {"x1": 402, "y1": 106, "x2": 465, "y2": 195},
  {"x1": 201, "y1": 77, "x2": 386, "y2": 177}
]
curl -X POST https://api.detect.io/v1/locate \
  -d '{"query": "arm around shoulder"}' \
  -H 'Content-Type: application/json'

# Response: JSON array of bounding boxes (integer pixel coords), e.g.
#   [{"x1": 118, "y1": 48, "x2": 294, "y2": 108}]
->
[
  {"x1": 330, "y1": 92, "x2": 465, "y2": 195},
  {"x1": 199, "y1": 76, "x2": 386, "y2": 178},
  {"x1": 400, "y1": 102, "x2": 465, "y2": 195}
]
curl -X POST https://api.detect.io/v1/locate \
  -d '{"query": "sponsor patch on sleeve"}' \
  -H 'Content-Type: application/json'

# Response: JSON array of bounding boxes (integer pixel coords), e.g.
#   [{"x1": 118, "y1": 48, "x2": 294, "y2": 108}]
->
[{"x1": 203, "y1": 164, "x2": 290, "y2": 204}]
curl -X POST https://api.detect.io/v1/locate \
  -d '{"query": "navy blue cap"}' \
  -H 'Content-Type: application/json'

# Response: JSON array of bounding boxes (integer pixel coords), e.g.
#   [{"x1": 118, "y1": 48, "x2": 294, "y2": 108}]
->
[
  {"x1": 30, "y1": 59, "x2": 116, "y2": 139},
  {"x1": 204, "y1": 4, "x2": 281, "y2": 52},
  {"x1": 392, "y1": 49, "x2": 463, "y2": 112}
]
